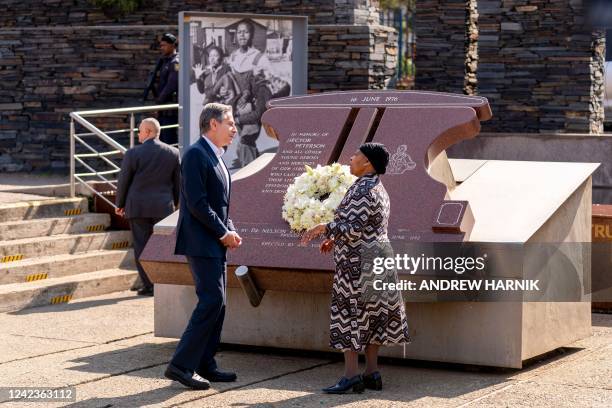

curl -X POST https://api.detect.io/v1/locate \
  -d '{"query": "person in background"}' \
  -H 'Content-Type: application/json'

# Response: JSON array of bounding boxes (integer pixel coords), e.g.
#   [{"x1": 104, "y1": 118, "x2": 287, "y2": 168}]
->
[
  {"x1": 144, "y1": 33, "x2": 179, "y2": 145},
  {"x1": 115, "y1": 118, "x2": 180, "y2": 296}
]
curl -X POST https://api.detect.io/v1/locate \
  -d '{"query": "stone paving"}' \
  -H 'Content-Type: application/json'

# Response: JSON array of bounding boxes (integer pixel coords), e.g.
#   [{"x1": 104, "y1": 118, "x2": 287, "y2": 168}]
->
[{"x1": 0, "y1": 291, "x2": 610, "y2": 407}]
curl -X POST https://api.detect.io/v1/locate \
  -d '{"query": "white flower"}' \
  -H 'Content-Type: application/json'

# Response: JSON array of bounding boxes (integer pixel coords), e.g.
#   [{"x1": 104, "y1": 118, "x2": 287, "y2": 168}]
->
[{"x1": 282, "y1": 163, "x2": 356, "y2": 232}]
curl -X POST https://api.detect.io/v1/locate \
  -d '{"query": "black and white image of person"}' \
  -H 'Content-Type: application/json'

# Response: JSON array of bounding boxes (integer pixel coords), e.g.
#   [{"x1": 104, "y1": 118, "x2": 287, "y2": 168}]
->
[
  {"x1": 194, "y1": 46, "x2": 238, "y2": 107},
  {"x1": 189, "y1": 16, "x2": 293, "y2": 170}
]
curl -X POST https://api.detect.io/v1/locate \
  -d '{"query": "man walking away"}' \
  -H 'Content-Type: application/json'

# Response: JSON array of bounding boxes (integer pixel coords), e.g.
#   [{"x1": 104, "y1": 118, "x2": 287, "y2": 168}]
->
[{"x1": 115, "y1": 118, "x2": 180, "y2": 296}]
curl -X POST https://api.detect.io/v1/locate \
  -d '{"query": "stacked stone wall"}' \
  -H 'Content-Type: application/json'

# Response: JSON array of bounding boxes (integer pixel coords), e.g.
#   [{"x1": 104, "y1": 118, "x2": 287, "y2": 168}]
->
[
  {"x1": 415, "y1": 0, "x2": 467, "y2": 93},
  {"x1": 309, "y1": 24, "x2": 396, "y2": 91},
  {"x1": 415, "y1": 0, "x2": 606, "y2": 134},
  {"x1": 0, "y1": 0, "x2": 393, "y2": 172}
]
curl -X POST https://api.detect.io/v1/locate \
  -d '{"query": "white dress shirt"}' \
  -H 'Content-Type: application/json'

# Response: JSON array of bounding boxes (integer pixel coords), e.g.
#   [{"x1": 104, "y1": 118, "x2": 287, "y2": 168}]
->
[
  {"x1": 202, "y1": 134, "x2": 231, "y2": 240},
  {"x1": 202, "y1": 135, "x2": 230, "y2": 194}
]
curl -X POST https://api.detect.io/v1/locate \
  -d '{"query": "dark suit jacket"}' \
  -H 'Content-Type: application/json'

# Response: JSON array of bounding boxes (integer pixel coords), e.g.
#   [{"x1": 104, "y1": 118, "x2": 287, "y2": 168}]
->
[
  {"x1": 175, "y1": 137, "x2": 234, "y2": 258},
  {"x1": 116, "y1": 138, "x2": 180, "y2": 219}
]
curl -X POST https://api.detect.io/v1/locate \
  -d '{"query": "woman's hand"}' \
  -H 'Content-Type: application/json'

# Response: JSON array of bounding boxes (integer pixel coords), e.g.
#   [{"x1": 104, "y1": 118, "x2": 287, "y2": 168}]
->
[
  {"x1": 320, "y1": 238, "x2": 334, "y2": 254},
  {"x1": 300, "y1": 223, "x2": 327, "y2": 245}
]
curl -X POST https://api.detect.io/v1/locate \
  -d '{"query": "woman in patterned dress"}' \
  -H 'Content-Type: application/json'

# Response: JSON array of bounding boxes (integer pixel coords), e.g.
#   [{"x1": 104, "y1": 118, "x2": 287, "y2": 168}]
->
[{"x1": 302, "y1": 143, "x2": 410, "y2": 394}]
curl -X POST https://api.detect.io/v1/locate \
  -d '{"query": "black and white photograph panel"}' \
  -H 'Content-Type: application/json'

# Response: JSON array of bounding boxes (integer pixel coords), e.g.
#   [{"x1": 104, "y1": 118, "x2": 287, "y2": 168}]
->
[{"x1": 188, "y1": 16, "x2": 294, "y2": 172}]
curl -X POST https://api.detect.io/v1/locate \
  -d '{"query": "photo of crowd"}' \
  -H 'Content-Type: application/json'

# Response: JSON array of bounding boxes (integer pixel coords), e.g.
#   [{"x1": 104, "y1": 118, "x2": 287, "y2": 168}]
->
[{"x1": 188, "y1": 16, "x2": 294, "y2": 171}]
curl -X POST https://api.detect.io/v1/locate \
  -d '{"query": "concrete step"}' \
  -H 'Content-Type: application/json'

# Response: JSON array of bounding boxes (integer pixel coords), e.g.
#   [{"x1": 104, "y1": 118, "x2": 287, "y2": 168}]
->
[
  {"x1": 0, "y1": 183, "x2": 91, "y2": 198},
  {"x1": 0, "y1": 213, "x2": 111, "y2": 241},
  {"x1": 0, "y1": 197, "x2": 89, "y2": 222},
  {"x1": 0, "y1": 249, "x2": 135, "y2": 285},
  {"x1": 0, "y1": 268, "x2": 138, "y2": 312},
  {"x1": 0, "y1": 191, "x2": 55, "y2": 204},
  {"x1": 0, "y1": 231, "x2": 133, "y2": 262},
  {"x1": 0, "y1": 174, "x2": 94, "y2": 197}
]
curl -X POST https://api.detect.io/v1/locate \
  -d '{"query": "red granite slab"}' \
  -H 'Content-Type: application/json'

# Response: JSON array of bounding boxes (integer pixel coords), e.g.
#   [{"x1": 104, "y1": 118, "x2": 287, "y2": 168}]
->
[
  {"x1": 141, "y1": 90, "x2": 492, "y2": 281},
  {"x1": 228, "y1": 91, "x2": 490, "y2": 270}
]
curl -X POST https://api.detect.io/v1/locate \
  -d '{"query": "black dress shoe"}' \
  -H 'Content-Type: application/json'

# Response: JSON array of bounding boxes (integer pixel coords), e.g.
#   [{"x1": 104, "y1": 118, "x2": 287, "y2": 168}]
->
[
  {"x1": 130, "y1": 277, "x2": 144, "y2": 291},
  {"x1": 322, "y1": 375, "x2": 365, "y2": 394},
  {"x1": 200, "y1": 368, "x2": 237, "y2": 382},
  {"x1": 137, "y1": 287, "x2": 154, "y2": 296},
  {"x1": 164, "y1": 364, "x2": 210, "y2": 390},
  {"x1": 363, "y1": 371, "x2": 383, "y2": 390}
]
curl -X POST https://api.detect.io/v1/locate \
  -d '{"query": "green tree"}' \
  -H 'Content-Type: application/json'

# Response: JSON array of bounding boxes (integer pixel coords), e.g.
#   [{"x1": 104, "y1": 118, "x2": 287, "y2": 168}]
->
[
  {"x1": 379, "y1": 0, "x2": 415, "y2": 11},
  {"x1": 90, "y1": 0, "x2": 144, "y2": 16}
]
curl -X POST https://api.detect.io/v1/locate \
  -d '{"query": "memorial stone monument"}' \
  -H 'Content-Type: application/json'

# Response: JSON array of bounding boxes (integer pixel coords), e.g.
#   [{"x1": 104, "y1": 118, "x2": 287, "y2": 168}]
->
[{"x1": 141, "y1": 90, "x2": 597, "y2": 368}]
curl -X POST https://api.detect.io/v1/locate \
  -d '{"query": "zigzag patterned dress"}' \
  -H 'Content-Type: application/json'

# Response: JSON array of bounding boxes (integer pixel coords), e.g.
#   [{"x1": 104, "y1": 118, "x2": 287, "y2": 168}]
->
[{"x1": 325, "y1": 174, "x2": 410, "y2": 352}]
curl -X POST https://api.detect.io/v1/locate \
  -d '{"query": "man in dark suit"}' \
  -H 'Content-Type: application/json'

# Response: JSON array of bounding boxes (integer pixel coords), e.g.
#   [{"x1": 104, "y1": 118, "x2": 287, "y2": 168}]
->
[
  {"x1": 164, "y1": 103, "x2": 242, "y2": 390},
  {"x1": 115, "y1": 118, "x2": 180, "y2": 296}
]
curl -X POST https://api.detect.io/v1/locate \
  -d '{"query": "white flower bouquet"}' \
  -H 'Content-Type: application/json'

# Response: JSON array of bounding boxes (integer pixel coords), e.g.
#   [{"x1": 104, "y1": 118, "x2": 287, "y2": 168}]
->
[{"x1": 282, "y1": 163, "x2": 356, "y2": 232}]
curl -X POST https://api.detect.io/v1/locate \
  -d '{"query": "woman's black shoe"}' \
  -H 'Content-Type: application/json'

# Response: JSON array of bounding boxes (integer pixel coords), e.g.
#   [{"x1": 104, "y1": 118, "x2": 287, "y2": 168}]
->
[
  {"x1": 363, "y1": 371, "x2": 383, "y2": 390},
  {"x1": 322, "y1": 375, "x2": 365, "y2": 394}
]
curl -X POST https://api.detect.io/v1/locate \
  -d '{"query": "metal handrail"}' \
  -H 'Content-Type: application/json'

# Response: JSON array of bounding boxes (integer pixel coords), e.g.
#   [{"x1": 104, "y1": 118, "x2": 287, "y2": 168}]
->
[
  {"x1": 73, "y1": 135, "x2": 122, "y2": 172},
  {"x1": 74, "y1": 104, "x2": 178, "y2": 117},
  {"x1": 75, "y1": 128, "x2": 135, "y2": 137},
  {"x1": 74, "y1": 175, "x2": 117, "y2": 208},
  {"x1": 69, "y1": 104, "x2": 179, "y2": 208},
  {"x1": 76, "y1": 151, "x2": 122, "y2": 158},
  {"x1": 75, "y1": 123, "x2": 178, "y2": 138}
]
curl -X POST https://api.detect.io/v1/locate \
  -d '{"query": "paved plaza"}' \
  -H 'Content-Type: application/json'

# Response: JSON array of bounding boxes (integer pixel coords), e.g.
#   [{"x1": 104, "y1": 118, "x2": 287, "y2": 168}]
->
[{"x1": 0, "y1": 291, "x2": 610, "y2": 407}]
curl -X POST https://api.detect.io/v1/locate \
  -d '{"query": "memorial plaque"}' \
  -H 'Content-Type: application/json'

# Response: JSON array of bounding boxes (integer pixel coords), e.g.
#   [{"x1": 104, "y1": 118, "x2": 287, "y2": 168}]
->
[
  {"x1": 228, "y1": 90, "x2": 492, "y2": 270},
  {"x1": 229, "y1": 107, "x2": 353, "y2": 271}
]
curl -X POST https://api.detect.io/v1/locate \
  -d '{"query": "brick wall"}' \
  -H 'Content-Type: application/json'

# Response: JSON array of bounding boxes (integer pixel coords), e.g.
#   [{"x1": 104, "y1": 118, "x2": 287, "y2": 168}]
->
[{"x1": 0, "y1": 0, "x2": 393, "y2": 173}]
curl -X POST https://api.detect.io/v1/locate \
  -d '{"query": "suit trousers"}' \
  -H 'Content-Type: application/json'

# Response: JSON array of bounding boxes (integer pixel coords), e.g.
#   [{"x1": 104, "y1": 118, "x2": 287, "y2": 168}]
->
[
  {"x1": 170, "y1": 256, "x2": 227, "y2": 373},
  {"x1": 129, "y1": 217, "x2": 162, "y2": 290}
]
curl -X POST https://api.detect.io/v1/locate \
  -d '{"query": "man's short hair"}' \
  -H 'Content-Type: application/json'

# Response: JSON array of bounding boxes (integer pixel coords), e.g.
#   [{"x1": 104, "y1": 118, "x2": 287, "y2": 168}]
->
[
  {"x1": 200, "y1": 103, "x2": 232, "y2": 134},
  {"x1": 141, "y1": 117, "x2": 161, "y2": 136}
]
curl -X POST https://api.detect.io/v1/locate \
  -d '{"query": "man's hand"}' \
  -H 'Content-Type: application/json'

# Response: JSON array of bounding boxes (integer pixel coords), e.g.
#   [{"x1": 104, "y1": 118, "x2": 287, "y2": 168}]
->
[
  {"x1": 221, "y1": 231, "x2": 242, "y2": 249},
  {"x1": 115, "y1": 207, "x2": 125, "y2": 217},
  {"x1": 320, "y1": 238, "x2": 334, "y2": 254},
  {"x1": 300, "y1": 223, "x2": 327, "y2": 245}
]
